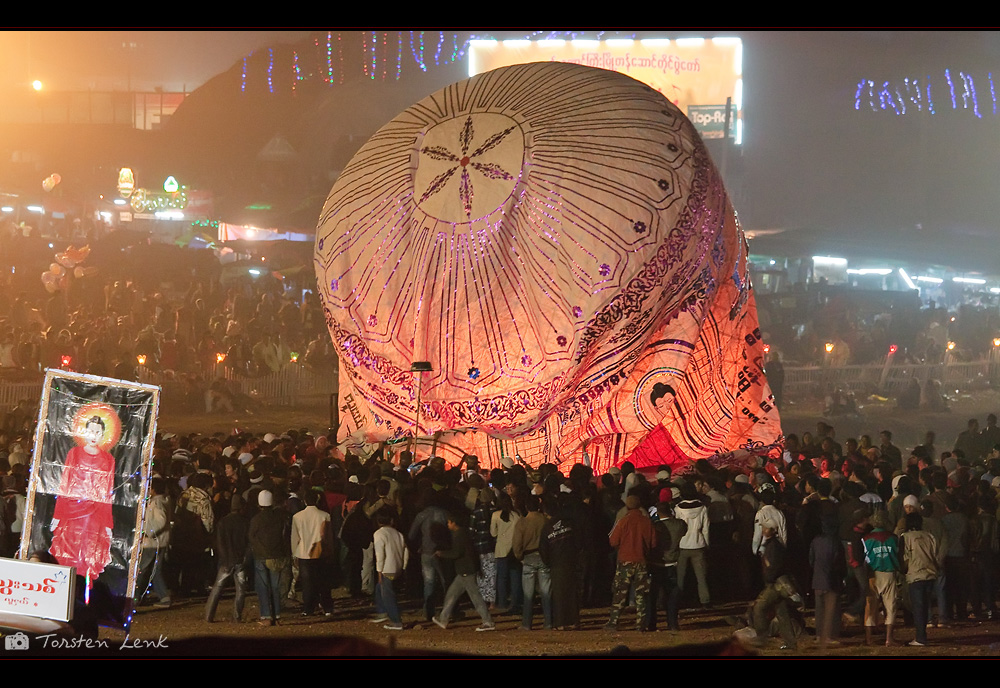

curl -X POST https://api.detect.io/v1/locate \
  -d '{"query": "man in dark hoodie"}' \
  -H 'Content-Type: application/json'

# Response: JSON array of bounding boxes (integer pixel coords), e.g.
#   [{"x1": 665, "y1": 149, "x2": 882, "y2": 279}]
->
[
  {"x1": 431, "y1": 510, "x2": 495, "y2": 632},
  {"x1": 205, "y1": 494, "x2": 251, "y2": 622},
  {"x1": 646, "y1": 501, "x2": 687, "y2": 631}
]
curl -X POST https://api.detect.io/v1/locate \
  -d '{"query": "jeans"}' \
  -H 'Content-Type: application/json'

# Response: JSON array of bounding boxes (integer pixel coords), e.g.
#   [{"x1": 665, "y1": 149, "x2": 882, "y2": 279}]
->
[
  {"x1": 910, "y1": 579, "x2": 933, "y2": 643},
  {"x1": 376, "y1": 573, "x2": 402, "y2": 624},
  {"x1": 205, "y1": 563, "x2": 248, "y2": 622},
  {"x1": 496, "y1": 555, "x2": 523, "y2": 610},
  {"x1": 138, "y1": 547, "x2": 171, "y2": 603},
  {"x1": 647, "y1": 565, "x2": 680, "y2": 630},
  {"x1": 421, "y1": 553, "x2": 447, "y2": 620},
  {"x1": 440, "y1": 573, "x2": 493, "y2": 626},
  {"x1": 254, "y1": 558, "x2": 289, "y2": 620},
  {"x1": 521, "y1": 552, "x2": 552, "y2": 629},
  {"x1": 677, "y1": 548, "x2": 710, "y2": 605},
  {"x1": 934, "y1": 573, "x2": 947, "y2": 623}
]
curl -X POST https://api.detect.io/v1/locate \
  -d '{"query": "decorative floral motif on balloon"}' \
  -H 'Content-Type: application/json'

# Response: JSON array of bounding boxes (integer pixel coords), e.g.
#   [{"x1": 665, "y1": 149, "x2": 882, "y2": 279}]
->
[{"x1": 419, "y1": 115, "x2": 517, "y2": 219}]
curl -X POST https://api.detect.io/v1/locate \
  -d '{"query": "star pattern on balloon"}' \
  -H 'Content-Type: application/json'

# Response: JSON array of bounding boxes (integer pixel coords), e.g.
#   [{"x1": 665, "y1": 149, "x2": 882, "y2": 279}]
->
[{"x1": 419, "y1": 115, "x2": 517, "y2": 218}]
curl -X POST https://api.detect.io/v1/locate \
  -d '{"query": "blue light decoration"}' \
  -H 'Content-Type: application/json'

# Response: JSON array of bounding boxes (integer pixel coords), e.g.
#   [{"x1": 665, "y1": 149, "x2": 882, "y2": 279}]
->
[
  {"x1": 267, "y1": 48, "x2": 274, "y2": 94},
  {"x1": 854, "y1": 68, "x2": 1000, "y2": 119},
  {"x1": 396, "y1": 31, "x2": 403, "y2": 80},
  {"x1": 323, "y1": 32, "x2": 332, "y2": 85},
  {"x1": 959, "y1": 71, "x2": 981, "y2": 118},
  {"x1": 410, "y1": 30, "x2": 427, "y2": 72},
  {"x1": 239, "y1": 31, "x2": 660, "y2": 95}
]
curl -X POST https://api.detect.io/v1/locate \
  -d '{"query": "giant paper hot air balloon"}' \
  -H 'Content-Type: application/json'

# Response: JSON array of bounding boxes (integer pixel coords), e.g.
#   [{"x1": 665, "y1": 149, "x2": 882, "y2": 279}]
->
[{"x1": 315, "y1": 62, "x2": 781, "y2": 473}]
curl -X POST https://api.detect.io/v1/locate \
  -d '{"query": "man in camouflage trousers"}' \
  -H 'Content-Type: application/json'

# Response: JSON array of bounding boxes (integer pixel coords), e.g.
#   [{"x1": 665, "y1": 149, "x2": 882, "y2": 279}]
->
[{"x1": 605, "y1": 494, "x2": 656, "y2": 631}]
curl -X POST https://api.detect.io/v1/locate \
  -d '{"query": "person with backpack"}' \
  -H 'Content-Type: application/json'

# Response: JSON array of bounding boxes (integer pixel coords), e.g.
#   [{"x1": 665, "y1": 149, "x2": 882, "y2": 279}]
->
[{"x1": 646, "y1": 501, "x2": 686, "y2": 631}]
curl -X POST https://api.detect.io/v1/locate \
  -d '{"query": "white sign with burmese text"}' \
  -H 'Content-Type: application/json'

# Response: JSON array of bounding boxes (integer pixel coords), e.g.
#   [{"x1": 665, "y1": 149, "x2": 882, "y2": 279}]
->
[{"x1": 0, "y1": 558, "x2": 75, "y2": 622}]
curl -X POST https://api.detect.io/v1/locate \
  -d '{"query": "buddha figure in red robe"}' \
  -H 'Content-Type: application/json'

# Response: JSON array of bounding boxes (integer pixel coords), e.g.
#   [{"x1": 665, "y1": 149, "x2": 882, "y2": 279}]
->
[{"x1": 50, "y1": 415, "x2": 114, "y2": 580}]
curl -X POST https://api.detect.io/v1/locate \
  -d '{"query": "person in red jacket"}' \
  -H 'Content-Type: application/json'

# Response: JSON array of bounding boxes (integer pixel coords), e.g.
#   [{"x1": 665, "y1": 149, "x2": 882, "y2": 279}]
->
[{"x1": 604, "y1": 494, "x2": 656, "y2": 631}]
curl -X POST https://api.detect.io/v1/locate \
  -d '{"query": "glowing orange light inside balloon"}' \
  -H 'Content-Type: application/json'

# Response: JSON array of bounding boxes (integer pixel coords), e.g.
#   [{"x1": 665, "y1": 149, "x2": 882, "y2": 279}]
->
[
  {"x1": 60, "y1": 354, "x2": 72, "y2": 367},
  {"x1": 824, "y1": 342, "x2": 834, "y2": 353},
  {"x1": 994, "y1": 338, "x2": 1000, "y2": 348},
  {"x1": 888, "y1": 344, "x2": 897, "y2": 355},
  {"x1": 947, "y1": 341, "x2": 956, "y2": 351},
  {"x1": 216, "y1": 352, "x2": 226, "y2": 363},
  {"x1": 762, "y1": 343, "x2": 770, "y2": 354},
  {"x1": 136, "y1": 354, "x2": 146, "y2": 365}
]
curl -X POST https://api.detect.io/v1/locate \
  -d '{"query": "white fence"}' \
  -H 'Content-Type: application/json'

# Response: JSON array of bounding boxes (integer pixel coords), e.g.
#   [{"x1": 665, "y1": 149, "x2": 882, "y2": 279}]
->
[
  {"x1": 0, "y1": 380, "x2": 44, "y2": 412},
  {"x1": 781, "y1": 360, "x2": 997, "y2": 397}
]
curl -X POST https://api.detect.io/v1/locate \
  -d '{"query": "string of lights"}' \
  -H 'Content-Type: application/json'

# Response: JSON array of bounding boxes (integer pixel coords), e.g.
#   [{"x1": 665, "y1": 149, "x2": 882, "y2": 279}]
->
[
  {"x1": 236, "y1": 31, "x2": 656, "y2": 94},
  {"x1": 857, "y1": 68, "x2": 1000, "y2": 118}
]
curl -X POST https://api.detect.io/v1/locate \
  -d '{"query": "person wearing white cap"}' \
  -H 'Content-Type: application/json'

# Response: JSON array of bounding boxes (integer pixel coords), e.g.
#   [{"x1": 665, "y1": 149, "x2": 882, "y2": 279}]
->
[{"x1": 249, "y1": 490, "x2": 292, "y2": 626}]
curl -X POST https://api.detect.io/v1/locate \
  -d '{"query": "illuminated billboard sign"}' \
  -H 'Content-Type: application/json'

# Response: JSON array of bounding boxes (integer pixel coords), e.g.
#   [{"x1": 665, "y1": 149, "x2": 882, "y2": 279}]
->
[{"x1": 469, "y1": 37, "x2": 743, "y2": 143}]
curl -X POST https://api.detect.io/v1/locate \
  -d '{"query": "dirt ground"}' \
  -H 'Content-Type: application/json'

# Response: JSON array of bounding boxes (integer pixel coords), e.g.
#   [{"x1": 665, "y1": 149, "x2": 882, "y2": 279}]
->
[{"x1": 75, "y1": 588, "x2": 1000, "y2": 658}]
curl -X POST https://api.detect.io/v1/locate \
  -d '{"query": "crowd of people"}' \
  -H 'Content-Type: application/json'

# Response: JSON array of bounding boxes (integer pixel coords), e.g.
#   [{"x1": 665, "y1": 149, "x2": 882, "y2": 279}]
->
[
  {"x1": 0, "y1": 263, "x2": 336, "y2": 420},
  {"x1": 2, "y1": 411, "x2": 998, "y2": 652}
]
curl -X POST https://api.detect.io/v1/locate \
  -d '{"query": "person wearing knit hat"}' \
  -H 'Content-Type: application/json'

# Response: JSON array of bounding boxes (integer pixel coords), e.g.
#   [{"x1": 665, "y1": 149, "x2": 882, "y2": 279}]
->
[
  {"x1": 894, "y1": 494, "x2": 922, "y2": 536},
  {"x1": 605, "y1": 491, "x2": 656, "y2": 631}
]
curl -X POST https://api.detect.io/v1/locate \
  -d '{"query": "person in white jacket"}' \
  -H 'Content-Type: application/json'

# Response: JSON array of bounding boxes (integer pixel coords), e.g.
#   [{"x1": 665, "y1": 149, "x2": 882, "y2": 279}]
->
[
  {"x1": 373, "y1": 512, "x2": 409, "y2": 630},
  {"x1": 752, "y1": 484, "x2": 788, "y2": 555},
  {"x1": 138, "y1": 477, "x2": 172, "y2": 607},
  {"x1": 674, "y1": 481, "x2": 711, "y2": 607}
]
